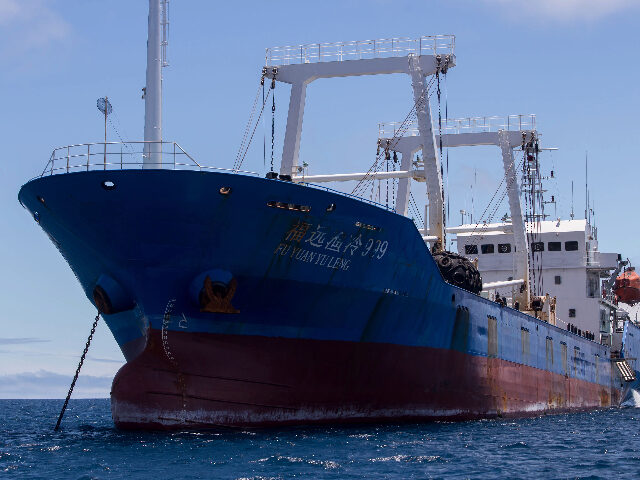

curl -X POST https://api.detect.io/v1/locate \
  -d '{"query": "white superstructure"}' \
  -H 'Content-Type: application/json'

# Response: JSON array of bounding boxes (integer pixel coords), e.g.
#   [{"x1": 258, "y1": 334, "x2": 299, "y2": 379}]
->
[
  {"x1": 265, "y1": 35, "x2": 455, "y2": 250},
  {"x1": 456, "y1": 219, "x2": 621, "y2": 343}
]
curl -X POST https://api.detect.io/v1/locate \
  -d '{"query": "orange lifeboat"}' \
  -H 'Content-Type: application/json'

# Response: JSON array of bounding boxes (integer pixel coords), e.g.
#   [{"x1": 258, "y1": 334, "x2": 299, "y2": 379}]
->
[{"x1": 614, "y1": 268, "x2": 640, "y2": 305}]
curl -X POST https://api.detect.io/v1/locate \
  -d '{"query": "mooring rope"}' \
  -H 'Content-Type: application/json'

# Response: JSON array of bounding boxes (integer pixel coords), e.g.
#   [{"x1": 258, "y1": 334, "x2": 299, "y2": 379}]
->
[{"x1": 54, "y1": 312, "x2": 101, "y2": 431}]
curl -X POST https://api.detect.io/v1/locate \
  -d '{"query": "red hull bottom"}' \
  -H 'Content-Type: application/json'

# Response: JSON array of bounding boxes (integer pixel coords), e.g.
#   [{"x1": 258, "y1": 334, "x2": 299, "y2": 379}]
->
[{"x1": 111, "y1": 330, "x2": 618, "y2": 430}]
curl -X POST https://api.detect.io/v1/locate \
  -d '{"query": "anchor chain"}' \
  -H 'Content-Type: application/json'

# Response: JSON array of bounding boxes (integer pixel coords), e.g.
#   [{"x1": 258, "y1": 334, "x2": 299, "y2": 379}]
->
[
  {"x1": 161, "y1": 298, "x2": 187, "y2": 417},
  {"x1": 54, "y1": 312, "x2": 101, "y2": 431}
]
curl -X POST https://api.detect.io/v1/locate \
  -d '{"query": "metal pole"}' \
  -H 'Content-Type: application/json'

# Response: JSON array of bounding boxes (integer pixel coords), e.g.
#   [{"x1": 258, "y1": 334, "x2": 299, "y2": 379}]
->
[
  {"x1": 143, "y1": 0, "x2": 162, "y2": 169},
  {"x1": 66, "y1": 146, "x2": 70, "y2": 173},
  {"x1": 104, "y1": 96, "x2": 107, "y2": 170}
]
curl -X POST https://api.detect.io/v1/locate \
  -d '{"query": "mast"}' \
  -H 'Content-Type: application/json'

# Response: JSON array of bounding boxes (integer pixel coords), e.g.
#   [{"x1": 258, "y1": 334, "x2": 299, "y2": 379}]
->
[
  {"x1": 143, "y1": 0, "x2": 164, "y2": 168},
  {"x1": 571, "y1": 180, "x2": 574, "y2": 219},
  {"x1": 585, "y1": 151, "x2": 588, "y2": 220}
]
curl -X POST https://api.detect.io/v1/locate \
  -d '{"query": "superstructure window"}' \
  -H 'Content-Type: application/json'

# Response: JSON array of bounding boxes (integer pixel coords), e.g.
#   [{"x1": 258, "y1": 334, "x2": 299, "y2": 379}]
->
[
  {"x1": 531, "y1": 242, "x2": 544, "y2": 252},
  {"x1": 548, "y1": 241, "x2": 561, "y2": 251},
  {"x1": 498, "y1": 243, "x2": 511, "y2": 253},
  {"x1": 565, "y1": 241, "x2": 579, "y2": 251},
  {"x1": 465, "y1": 244, "x2": 478, "y2": 255},
  {"x1": 555, "y1": 275, "x2": 562, "y2": 285},
  {"x1": 481, "y1": 244, "x2": 494, "y2": 254},
  {"x1": 569, "y1": 308, "x2": 576, "y2": 318}
]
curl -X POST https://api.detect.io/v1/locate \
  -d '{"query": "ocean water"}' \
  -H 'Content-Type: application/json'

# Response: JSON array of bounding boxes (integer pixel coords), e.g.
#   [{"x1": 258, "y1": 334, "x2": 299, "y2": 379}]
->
[{"x1": 2, "y1": 400, "x2": 640, "y2": 479}]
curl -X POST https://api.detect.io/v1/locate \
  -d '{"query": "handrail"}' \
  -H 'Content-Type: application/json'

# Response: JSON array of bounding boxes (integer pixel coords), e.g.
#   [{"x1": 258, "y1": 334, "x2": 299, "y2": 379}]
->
[
  {"x1": 36, "y1": 141, "x2": 259, "y2": 179},
  {"x1": 36, "y1": 141, "x2": 398, "y2": 212},
  {"x1": 379, "y1": 114, "x2": 536, "y2": 138},
  {"x1": 266, "y1": 35, "x2": 455, "y2": 66}
]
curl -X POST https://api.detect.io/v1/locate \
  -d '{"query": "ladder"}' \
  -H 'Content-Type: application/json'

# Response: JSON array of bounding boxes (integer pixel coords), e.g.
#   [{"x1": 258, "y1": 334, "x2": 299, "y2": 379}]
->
[{"x1": 615, "y1": 359, "x2": 636, "y2": 382}]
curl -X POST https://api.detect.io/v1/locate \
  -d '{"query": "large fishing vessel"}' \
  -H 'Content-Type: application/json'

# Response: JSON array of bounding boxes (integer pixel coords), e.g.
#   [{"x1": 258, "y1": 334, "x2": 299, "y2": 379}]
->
[{"x1": 19, "y1": 1, "x2": 640, "y2": 429}]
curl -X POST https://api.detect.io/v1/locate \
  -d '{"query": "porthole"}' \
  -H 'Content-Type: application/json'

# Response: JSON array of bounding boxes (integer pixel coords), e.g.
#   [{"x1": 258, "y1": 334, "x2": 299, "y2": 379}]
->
[
  {"x1": 219, "y1": 186, "x2": 232, "y2": 195},
  {"x1": 101, "y1": 180, "x2": 116, "y2": 191}
]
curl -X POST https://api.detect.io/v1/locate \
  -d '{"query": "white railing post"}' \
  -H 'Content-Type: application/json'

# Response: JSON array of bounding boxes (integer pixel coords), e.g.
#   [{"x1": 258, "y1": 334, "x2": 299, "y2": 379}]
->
[
  {"x1": 87, "y1": 144, "x2": 90, "y2": 171},
  {"x1": 66, "y1": 146, "x2": 70, "y2": 173}
]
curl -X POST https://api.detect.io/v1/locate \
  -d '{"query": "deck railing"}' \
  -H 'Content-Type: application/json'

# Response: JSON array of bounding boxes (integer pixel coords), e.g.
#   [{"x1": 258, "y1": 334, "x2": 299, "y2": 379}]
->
[
  {"x1": 378, "y1": 114, "x2": 537, "y2": 139},
  {"x1": 265, "y1": 35, "x2": 455, "y2": 66},
  {"x1": 36, "y1": 141, "x2": 397, "y2": 212},
  {"x1": 38, "y1": 141, "x2": 259, "y2": 178}
]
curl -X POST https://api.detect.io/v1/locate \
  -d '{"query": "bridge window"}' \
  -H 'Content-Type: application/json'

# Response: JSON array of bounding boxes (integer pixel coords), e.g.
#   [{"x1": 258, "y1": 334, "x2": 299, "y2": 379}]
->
[
  {"x1": 498, "y1": 243, "x2": 511, "y2": 253},
  {"x1": 565, "y1": 241, "x2": 579, "y2": 251},
  {"x1": 481, "y1": 244, "x2": 494, "y2": 254},
  {"x1": 465, "y1": 244, "x2": 478, "y2": 255},
  {"x1": 531, "y1": 242, "x2": 545, "y2": 252},
  {"x1": 548, "y1": 241, "x2": 561, "y2": 251}
]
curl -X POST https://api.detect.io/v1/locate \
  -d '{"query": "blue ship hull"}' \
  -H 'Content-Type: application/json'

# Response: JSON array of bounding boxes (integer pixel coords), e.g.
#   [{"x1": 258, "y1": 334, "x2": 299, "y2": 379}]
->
[{"x1": 18, "y1": 169, "x2": 638, "y2": 428}]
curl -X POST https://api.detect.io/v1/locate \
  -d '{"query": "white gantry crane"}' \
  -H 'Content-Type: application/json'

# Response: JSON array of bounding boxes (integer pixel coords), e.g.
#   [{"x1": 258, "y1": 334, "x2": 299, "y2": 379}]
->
[
  {"x1": 378, "y1": 114, "x2": 538, "y2": 307},
  {"x1": 263, "y1": 36, "x2": 456, "y2": 251}
]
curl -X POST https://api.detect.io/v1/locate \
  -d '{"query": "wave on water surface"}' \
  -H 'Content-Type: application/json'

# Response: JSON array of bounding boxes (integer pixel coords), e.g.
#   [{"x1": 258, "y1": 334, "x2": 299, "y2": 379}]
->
[{"x1": 1, "y1": 399, "x2": 640, "y2": 479}]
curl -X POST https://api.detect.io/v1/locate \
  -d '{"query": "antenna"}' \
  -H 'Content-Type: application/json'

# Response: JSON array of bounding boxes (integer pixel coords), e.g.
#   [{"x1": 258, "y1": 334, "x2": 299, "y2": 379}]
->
[
  {"x1": 97, "y1": 96, "x2": 112, "y2": 169},
  {"x1": 472, "y1": 168, "x2": 476, "y2": 224},
  {"x1": 571, "y1": 180, "x2": 574, "y2": 220},
  {"x1": 584, "y1": 151, "x2": 588, "y2": 221}
]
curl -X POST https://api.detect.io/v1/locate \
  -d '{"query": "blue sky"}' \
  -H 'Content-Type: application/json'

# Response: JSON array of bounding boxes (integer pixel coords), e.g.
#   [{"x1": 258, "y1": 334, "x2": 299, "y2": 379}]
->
[{"x1": 1, "y1": 0, "x2": 639, "y2": 398}]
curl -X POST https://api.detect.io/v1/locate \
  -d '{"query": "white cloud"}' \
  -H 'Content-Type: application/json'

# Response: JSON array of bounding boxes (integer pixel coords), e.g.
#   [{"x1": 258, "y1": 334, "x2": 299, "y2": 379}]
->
[
  {"x1": 483, "y1": 0, "x2": 640, "y2": 21},
  {"x1": 0, "y1": 370, "x2": 112, "y2": 399},
  {"x1": 0, "y1": 337, "x2": 49, "y2": 345},
  {"x1": 0, "y1": 0, "x2": 70, "y2": 60}
]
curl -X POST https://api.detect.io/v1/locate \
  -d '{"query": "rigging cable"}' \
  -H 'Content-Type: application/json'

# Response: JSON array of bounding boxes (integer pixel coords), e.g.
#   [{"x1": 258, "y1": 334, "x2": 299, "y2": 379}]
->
[
  {"x1": 444, "y1": 72, "x2": 450, "y2": 229},
  {"x1": 352, "y1": 75, "x2": 437, "y2": 197},
  {"x1": 234, "y1": 73, "x2": 274, "y2": 172},
  {"x1": 271, "y1": 75, "x2": 276, "y2": 172},
  {"x1": 234, "y1": 71, "x2": 267, "y2": 171},
  {"x1": 436, "y1": 65, "x2": 447, "y2": 245},
  {"x1": 262, "y1": 77, "x2": 266, "y2": 168},
  {"x1": 467, "y1": 152, "x2": 526, "y2": 247},
  {"x1": 410, "y1": 192, "x2": 425, "y2": 228}
]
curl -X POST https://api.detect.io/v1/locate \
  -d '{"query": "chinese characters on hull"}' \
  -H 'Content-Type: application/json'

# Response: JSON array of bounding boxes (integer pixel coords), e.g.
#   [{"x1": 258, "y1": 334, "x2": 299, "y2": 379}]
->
[{"x1": 274, "y1": 220, "x2": 389, "y2": 272}]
